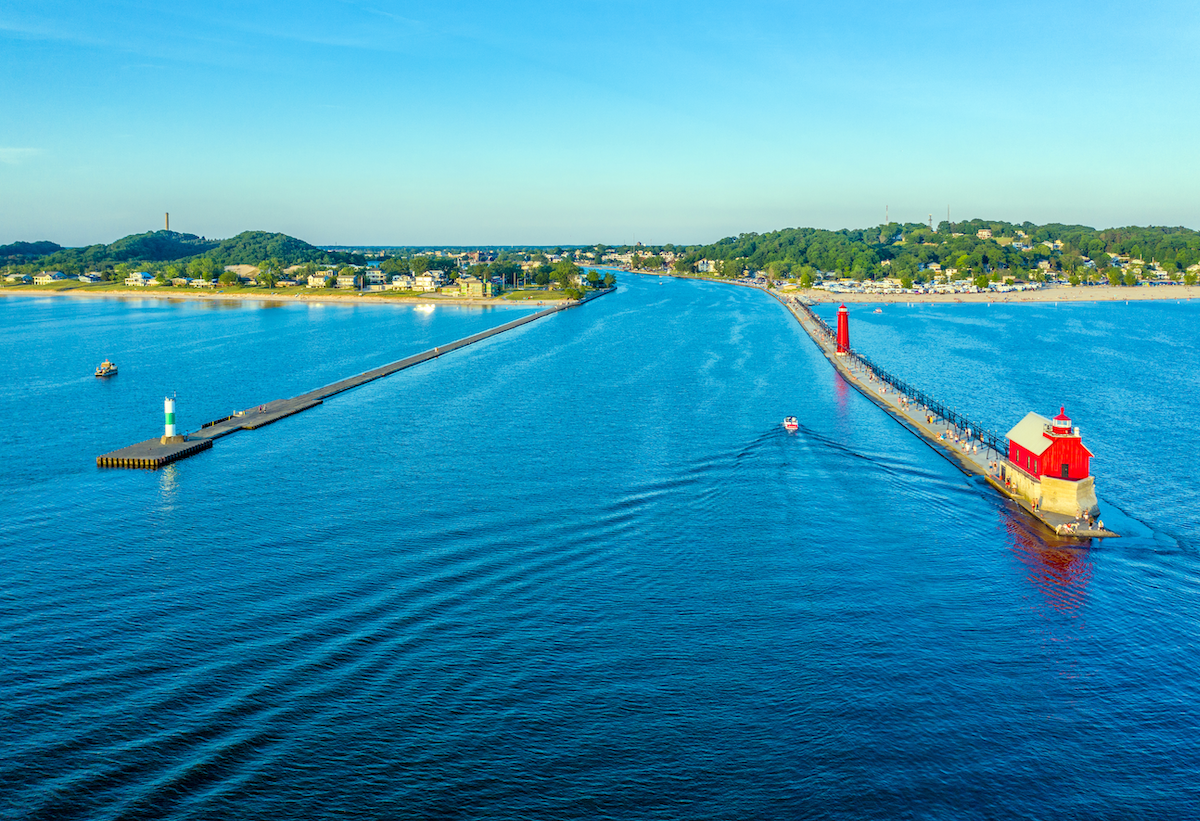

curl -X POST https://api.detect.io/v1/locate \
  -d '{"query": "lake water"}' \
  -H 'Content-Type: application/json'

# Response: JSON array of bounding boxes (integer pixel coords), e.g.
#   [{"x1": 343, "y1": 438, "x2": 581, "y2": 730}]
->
[{"x1": 2, "y1": 283, "x2": 1198, "y2": 819}]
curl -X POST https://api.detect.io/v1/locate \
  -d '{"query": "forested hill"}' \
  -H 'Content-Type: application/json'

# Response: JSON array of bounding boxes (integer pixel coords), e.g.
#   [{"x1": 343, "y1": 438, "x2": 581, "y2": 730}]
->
[
  {"x1": 666, "y1": 220, "x2": 1200, "y2": 281},
  {"x1": 205, "y1": 231, "x2": 334, "y2": 266},
  {"x1": 0, "y1": 240, "x2": 62, "y2": 260},
  {"x1": 10, "y1": 230, "x2": 359, "y2": 271}
]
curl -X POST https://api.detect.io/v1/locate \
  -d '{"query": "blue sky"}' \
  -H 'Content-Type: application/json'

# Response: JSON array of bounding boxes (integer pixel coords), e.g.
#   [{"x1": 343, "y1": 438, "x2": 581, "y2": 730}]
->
[{"x1": 2, "y1": 0, "x2": 1198, "y2": 246}]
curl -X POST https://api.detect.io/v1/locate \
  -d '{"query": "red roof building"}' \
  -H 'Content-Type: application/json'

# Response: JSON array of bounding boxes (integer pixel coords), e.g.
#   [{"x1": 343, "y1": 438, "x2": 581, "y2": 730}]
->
[{"x1": 1006, "y1": 407, "x2": 1093, "y2": 481}]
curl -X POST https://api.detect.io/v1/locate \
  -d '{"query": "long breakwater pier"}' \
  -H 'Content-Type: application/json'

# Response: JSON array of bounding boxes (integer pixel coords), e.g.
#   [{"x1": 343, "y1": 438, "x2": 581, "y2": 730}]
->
[
  {"x1": 772, "y1": 291, "x2": 1116, "y2": 539},
  {"x1": 98, "y1": 292, "x2": 612, "y2": 470}
]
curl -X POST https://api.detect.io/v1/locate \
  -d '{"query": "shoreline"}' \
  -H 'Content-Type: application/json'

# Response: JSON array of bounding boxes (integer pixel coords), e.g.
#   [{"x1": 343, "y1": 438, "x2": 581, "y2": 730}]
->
[
  {"x1": 642, "y1": 271, "x2": 1197, "y2": 304},
  {"x1": 0, "y1": 286, "x2": 565, "y2": 308},
  {"x1": 791, "y1": 284, "x2": 1197, "y2": 304}
]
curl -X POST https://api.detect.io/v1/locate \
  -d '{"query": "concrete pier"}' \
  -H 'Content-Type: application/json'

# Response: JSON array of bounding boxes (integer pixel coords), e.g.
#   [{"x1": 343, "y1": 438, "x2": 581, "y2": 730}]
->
[
  {"x1": 98, "y1": 289, "x2": 615, "y2": 469},
  {"x1": 772, "y1": 291, "x2": 1117, "y2": 540},
  {"x1": 96, "y1": 437, "x2": 212, "y2": 468}
]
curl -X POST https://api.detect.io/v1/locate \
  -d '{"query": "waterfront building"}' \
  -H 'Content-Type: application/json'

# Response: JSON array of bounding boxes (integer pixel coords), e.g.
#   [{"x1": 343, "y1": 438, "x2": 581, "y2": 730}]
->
[
  {"x1": 1003, "y1": 407, "x2": 1098, "y2": 517},
  {"x1": 414, "y1": 273, "x2": 446, "y2": 292},
  {"x1": 34, "y1": 271, "x2": 67, "y2": 285},
  {"x1": 458, "y1": 276, "x2": 500, "y2": 298}
]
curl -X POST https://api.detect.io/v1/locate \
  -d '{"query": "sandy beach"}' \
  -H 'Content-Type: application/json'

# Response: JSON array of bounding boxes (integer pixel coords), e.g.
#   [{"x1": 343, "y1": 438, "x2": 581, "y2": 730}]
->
[
  {"x1": 0, "y1": 286, "x2": 563, "y2": 308},
  {"x1": 4, "y1": 281, "x2": 1195, "y2": 307},
  {"x1": 797, "y1": 284, "x2": 1197, "y2": 304}
]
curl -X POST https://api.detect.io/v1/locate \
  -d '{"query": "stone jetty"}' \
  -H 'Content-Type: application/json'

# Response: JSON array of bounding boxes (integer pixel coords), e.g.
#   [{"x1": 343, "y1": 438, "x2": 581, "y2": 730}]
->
[{"x1": 98, "y1": 289, "x2": 614, "y2": 469}]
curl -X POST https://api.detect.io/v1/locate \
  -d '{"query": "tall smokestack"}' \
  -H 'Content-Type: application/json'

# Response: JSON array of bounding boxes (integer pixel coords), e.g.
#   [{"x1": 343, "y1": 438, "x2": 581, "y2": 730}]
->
[{"x1": 166, "y1": 212, "x2": 170, "y2": 231}]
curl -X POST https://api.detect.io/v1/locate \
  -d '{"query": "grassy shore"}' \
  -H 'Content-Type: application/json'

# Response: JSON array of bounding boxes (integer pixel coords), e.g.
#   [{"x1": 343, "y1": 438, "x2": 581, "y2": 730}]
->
[{"x1": 0, "y1": 281, "x2": 570, "y2": 307}]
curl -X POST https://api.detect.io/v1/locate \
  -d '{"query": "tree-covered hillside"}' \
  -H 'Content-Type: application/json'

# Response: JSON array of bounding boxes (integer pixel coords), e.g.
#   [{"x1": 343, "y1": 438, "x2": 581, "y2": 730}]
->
[
  {"x1": 205, "y1": 231, "x2": 335, "y2": 266},
  {"x1": 5, "y1": 230, "x2": 361, "y2": 274},
  {"x1": 0, "y1": 240, "x2": 63, "y2": 261},
  {"x1": 663, "y1": 220, "x2": 1200, "y2": 283}
]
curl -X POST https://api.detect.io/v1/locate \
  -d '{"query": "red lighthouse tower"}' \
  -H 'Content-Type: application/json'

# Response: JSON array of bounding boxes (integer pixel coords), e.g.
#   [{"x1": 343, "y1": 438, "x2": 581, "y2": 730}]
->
[
  {"x1": 835, "y1": 305, "x2": 850, "y2": 354},
  {"x1": 1006, "y1": 406, "x2": 1093, "y2": 481}
]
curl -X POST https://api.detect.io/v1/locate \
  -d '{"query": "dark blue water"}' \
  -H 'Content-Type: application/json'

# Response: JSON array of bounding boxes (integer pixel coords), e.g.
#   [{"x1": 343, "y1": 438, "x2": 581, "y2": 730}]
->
[{"x1": 2, "y1": 284, "x2": 1198, "y2": 819}]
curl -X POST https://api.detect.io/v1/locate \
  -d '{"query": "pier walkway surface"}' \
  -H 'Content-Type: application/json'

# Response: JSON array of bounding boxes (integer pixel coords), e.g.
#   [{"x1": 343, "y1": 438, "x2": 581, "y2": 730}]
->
[
  {"x1": 772, "y1": 291, "x2": 1116, "y2": 540},
  {"x1": 98, "y1": 289, "x2": 613, "y2": 469}
]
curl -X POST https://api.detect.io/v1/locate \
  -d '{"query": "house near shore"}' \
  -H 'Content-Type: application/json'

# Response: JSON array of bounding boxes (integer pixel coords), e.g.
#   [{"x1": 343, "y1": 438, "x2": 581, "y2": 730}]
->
[
  {"x1": 458, "y1": 275, "x2": 500, "y2": 298},
  {"x1": 124, "y1": 272, "x2": 151, "y2": 287},
  {"x1": 224, "y1": 264, "x2": 259, "y2": 282},
  {"x1": 34, "y1": 271, "x2": 67, "y2": 285},
  {"x1": 5, "y1": 272, "x2": 32, "y2": 283},
  {"x1": 414, "y1": 273, "x2": 446, "y2": 292}
]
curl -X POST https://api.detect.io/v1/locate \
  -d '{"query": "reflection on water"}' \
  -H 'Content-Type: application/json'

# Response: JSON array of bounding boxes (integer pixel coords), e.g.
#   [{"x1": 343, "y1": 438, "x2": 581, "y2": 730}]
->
[
  {"x1": 1005, "y1": 516, "x2": 1093, "y2": 616},
  {"x1": 157, "y1": 463, "x2": 179, "y2": 510}
]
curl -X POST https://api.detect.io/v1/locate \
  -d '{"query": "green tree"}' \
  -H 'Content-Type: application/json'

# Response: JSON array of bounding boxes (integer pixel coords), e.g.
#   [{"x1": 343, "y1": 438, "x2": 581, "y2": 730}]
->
[
  {"x1": 218, "y1": 270, "x2": 239, "y2": 285},
  {"x1": 410, "y1": 256, "x2": 430, "y2": 276},
  {"x1": 603, "y1": 272, "x2": 616, "y2": 287},
  {"x1": 1184, "y1": 272, "x2": 1197, "y2": 286},
  {"x1": 586, "y1": 271, "x2": 600, "y2": 286},
  {"x1": 1123, "y1": 270, "x2": 1138, "y2": 287},
  {"x1": 973, "y1": 274, "x2": 989, "y2": 290},
  {"x1": 552, "y1": 259, "x2": 580, "y2": 288},
  {"x1": 188, "y1": 257, "x2": 216, "y2": 281}
]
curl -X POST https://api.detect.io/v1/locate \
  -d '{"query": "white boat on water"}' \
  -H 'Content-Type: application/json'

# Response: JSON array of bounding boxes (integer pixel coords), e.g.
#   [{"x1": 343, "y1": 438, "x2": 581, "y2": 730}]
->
[{"x1": 783, "y1": 416, "x2": 799, "y2": 431}]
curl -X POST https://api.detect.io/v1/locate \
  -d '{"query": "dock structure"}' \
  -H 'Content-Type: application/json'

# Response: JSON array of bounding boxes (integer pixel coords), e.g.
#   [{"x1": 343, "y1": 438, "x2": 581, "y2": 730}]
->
[
  {"x1": 773, "y1": 292, "x2": 1117, "y2": 540},
  {"x1": 97, "y1": 290, "x2": 614, "y2": 469},
  {"x1": 96, "y1": 437, "x2": 213, "y2": 469}
]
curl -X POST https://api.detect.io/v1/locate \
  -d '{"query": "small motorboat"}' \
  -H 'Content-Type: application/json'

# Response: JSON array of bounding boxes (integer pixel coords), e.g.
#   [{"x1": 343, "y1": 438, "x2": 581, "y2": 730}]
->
[
  {"x1": 783, "y1": 416, "x2": 799, "y2": 431},
  {"x1": 95, "y1": 359, "x2": 118, "y2": 377},
  {"x1": 873, "y1": 308, "x2": 883, "y2": 313}
]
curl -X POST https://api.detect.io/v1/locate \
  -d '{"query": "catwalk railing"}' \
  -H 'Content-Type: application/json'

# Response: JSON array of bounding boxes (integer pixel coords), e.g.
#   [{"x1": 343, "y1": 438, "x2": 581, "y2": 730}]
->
[{"x1": 792, "y1": 299, "x2": 1009, "y2": 457}]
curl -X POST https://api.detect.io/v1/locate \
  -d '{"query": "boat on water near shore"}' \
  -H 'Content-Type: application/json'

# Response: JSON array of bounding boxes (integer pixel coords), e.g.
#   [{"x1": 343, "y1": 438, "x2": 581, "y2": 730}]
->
[
  {"x1": 783, "y1": 416, "x2": 799, "y2": 431},
  {"x1": 95, "y1": 360, "x2": 118, "y2": 377}
]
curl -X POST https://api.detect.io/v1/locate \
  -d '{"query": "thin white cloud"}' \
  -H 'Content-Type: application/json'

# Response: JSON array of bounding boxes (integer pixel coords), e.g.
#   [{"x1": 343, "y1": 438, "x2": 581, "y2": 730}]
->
[{"x1": 0, "y1": 148, "x2": 42, "y2": 165}]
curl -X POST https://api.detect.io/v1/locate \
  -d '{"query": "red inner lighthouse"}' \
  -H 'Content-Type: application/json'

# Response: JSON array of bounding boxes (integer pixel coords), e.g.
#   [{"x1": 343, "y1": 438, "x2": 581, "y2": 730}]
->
[{"x1": 835, "y1": 305, "x2": 850, "y2": 354}]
